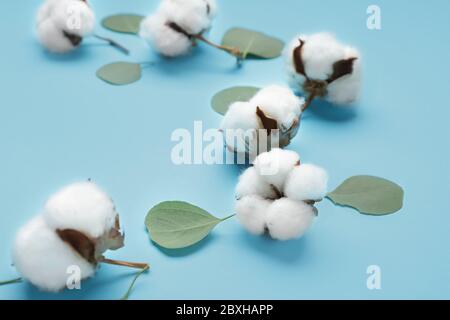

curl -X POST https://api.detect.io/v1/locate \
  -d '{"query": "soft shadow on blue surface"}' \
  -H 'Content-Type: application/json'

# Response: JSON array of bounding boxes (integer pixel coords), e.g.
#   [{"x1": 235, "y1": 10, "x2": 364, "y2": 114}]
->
[
  {"x1": 149, "y1": 46, "x2": 244, "y2": 76},
  {"x1": 239, "y1": 230, "x2": 310, "y2": 264},
  {"x1": 23, "y1": 268, "x2": 145, "y2": 300},
  {"x1": 306, "y1": 99, "x2": 358, "y2": 122},
  {"x1": 39, "y1": 45, "x2": 93, "y2": 62}
]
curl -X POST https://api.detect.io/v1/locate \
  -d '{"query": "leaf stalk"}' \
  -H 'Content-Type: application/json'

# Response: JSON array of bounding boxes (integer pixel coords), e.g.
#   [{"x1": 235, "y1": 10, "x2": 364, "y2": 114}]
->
[{"x1": 93, "y1": 34, "x2": 130, "y2": 55}]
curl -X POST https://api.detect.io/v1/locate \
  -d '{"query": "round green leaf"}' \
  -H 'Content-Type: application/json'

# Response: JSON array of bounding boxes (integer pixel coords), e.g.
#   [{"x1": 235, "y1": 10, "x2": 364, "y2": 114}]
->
[
  {"x1": 221, "y1": 28, "x2": 285, "y2": 59},
  {"x1": 102, "y1": 14, "x2": 145, "y2": 34},
  {"x1": 145, "y1": 201, "x2": 227, "y2": 249},
  {"x1": 327, "y1": 176, "x2": 404, "y2": 216},
  {"x1": 211, "y1": 86, "x2": 261, "y2": 115},
  {"x1": 96, "y1": 62, "x2": 142, "y2": 85}
]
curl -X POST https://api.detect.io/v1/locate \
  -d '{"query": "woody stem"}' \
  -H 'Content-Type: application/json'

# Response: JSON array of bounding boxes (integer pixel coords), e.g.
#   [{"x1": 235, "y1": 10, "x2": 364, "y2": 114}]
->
[
  {"x1": 93, "y1": 34, "x2": 129, "y2": 55},
  {"x1": 193, "y1": 34, "x2": 242, "y2": 57},
  {"x1": 100, "y1": 258, "x2": 149, "y2": 270},
  {"x1": 302, "y1": 93, "x2": 316, "y2": 112}
]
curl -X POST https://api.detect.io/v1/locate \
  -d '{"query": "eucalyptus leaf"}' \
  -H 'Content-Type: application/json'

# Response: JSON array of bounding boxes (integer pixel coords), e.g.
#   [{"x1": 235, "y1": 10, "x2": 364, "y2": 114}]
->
[
  {"x1": 327, "y1": 176, "x2": 404, "y2": 216},
  {"x1": 211, "y1": 86, "x2": 260, "y2": 115},
  {"x1": 222, "y1": 28, "x2": 285, "y2": 59},
  {"x1": 102, "y1": 14, "x2": 145, "y2": 34},
  {"x1": 145, "y1": 201, "x2": 233, "y2": 249},
  {"x1": 96, "y1": 62, "x2": 142, "y2": 85}
]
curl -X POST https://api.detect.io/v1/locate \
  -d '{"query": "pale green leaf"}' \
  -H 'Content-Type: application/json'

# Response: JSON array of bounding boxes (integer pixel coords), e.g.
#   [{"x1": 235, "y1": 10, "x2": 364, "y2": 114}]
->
[
  {"x1": 102, "y1": 14, "x2": 145, "y2": 34},
  {"x1": 96, "y1": 62, "x2": 142, "y2": 85},
  {"x1": 327, "y1": 176, "x2": 404, "y2": 216},
  {"x1": 221, "y1": 28, "x2": 285, "y2": 59},
  {"x1": 211, "y1": 86, "x2": 260, "y2": 115},
  {"x1": 145, "y1": 201, "x2": 232, "y2": 249}
]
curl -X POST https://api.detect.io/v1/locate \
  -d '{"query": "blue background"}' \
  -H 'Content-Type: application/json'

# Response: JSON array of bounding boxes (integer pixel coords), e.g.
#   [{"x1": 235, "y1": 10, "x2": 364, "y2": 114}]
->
[{"x1": 1, "y1": 0, "x2": 449, "y2": 300}]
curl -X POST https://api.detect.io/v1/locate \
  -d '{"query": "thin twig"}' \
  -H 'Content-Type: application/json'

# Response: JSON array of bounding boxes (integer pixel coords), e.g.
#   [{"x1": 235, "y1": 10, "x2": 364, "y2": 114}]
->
[
  {"x1": 193, "y1": 34, "x2": 242, "y2": 58},
  {"x1": 101, "y1": 258, "x2": 149, "y2": 270},
  {"x1": 302, "y1": 93, "x2": 316, "y2": 112},
  {"x1": 0, "y1": 277, "x2": 22, "y2": 286},
  {"x1": 221, "y1": 214, "x2": 236, "y2": 222},
  {"x1": 120, "y1": 265, "x2": 150, "y2": 300},
  {"x1": 93, "y1": 34, "x2": 130, "y2": 55}
]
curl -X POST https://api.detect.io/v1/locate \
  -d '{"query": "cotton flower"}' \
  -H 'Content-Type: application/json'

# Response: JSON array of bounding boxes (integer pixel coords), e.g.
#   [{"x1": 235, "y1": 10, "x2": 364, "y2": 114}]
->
[
  {"x1": 253, "y1": 148, "x2": 300, "y2": 191},
  {"x1": 251, "y1": 85, "x2": 303, "y2": 132},
  {"x1": 285, "y1": 33, "x2": 362, "y2": 108},
  {"x1": 13, "y1": 216, "x2": 96, "y2": 292},
  {"x1": 36, "y1": 0, "x2": 95, "y2": 53},
  {"x1": 12, "y1": 182, "x2": 125, "y2": 292},
  {"x1": 284, "y1": 164, "x2": 328, "y2": 202},
  {"x1": 235, "y1": 167, "x2": 278, "y2": 200},
  {"x1": 235, "y1": 149, "x2": 328, "y2": 240},
  {"x1": 140, "y1": 0, "x2": 217, "y2": 57},
  {"x1": 43, "y1": 182, "x2": 119, "y2": 239},
  {"x1": 221, "y1": 85, "x2": 304, "y2": 157},
  {"x1": 265, "y1": 198, "x2": 316, "y2": 241},
  {"x1": 235, "y1": 195, "x2": 272, "y2": 235}
]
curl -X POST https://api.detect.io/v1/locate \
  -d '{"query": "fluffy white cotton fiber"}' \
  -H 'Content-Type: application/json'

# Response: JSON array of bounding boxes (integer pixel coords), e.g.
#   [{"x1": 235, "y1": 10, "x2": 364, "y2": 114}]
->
[
  {"x1": 140, "y1": 0, "x2": 217, "y2": 57},
  {"x1": 13, "y1": 182, "x2": 123, "y2": 292},
  {"x1": 285, "y1": 32, "x2": 361, "y2": 105},
  {"x1": 284, "y1": 164, "x2": 329, "y2": 201},
  {"x1": 251, "y1": 85, "x2": 303, "y2": 132},
  {"x1": 253, "y1": 148, "x2": 300, "y2": 191},
  {"x1": 139, "y1": 13, "x2": 192, "y2": 57},
  {"x1": 221, "y1": 86, "x2": 303, "y2": 156},
  {"x1": 43, "y1": 181, "x2": 118, "y2": 239},
  {"x1": 235, "y1": 167, "x2": 277, "y2": 200},
  {"x1": 235, "y1": 195, "x2": 271, "y2": 235},
  {"x1": 265, "y1": 198, "x2": 315, "y2": 241},
  {"x1": 36, "y1": 0, "x2": 95, "y2": 53},
  {"x1": 13, "y1": 216, "x2": 95, "y2": 292},
  {"x1": 235, "y1": 149, "x2": 328, "y2": 241},
  {"x1": 220, "y1": 101, "x2": 260, "y2": 154}
]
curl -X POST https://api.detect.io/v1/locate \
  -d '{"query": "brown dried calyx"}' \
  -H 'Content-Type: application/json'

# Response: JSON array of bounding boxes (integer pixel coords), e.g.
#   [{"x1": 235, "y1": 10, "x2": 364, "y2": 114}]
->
[
  {"x1": 255, "y1": 107, "x2": 300, "y2": 149},
  {"x1": 62, "y1": 31, "x2": 83, "y2": 47},
  {"x1": 56, "y1": 215, "x2": 148, "y2": 270},
  {"x1": 293, "y1": 39, "x2": 358, "y2": 111},
  {"x1": 166, "y1": 21, "x2": 242, "y2": 58}
]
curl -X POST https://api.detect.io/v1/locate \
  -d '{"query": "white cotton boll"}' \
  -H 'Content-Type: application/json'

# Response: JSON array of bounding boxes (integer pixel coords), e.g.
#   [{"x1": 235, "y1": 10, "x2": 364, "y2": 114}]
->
[
  {"x1": 300, "y1": 33, "x2": 347, "y2": 81},
  {"x1": 160, "y1": 0, "x2": 217, "y2": 35},
  {"x1": 37, "y1": 19, "x2": 76, "y2": 53},
  {"x1": 235, "y1": 195, "x2": 271, "y2": 235},
  {"x1": 285, "y1": 33, "x2": 362, "y2": 106},
  {"x1": 13, "y1": 216, "x2": 95, "y2": 292},
  {"x1": 54, "y1": 0, "x2": 95, "y2": 35},
  {"x1": 221, "y1": 101, "x2": 260, "y2": 154},
  {"x1": 235, "y1": 167, "x2": 277, "y2": 200},
  {"x1": 250, "y1": 85, "x2": 303, "y2": 132},
  {"x1": 36, "y1": 0, "x2": 95, "y2": 53},
  {"x1": 36, "y1": 0, "x2": 59, "y2": 25},
  {"x1": 285, "y1": 164, "x2": 329, "y2": 201},
  {"x1": 43, "y1": 182, "x2": 118, "y2": 239},
  {"x1": 326, "y1": 46, "x2": 362, "y2": 105},
  {"x1": 266, "y1": 198, "x2": 315, "y2": 241},
  {"x1": 140, "y1": 12, "x2": 192, "y2": 57},
  {"x1": 253, "y1": 148, "x2": 300, "y2": 191}
]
